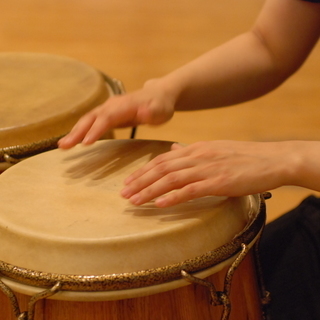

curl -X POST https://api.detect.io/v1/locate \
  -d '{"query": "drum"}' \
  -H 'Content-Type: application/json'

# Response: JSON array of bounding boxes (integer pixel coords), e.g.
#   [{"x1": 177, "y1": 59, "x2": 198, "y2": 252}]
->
[
  {"x1": 0, "y1": 52, "x2": 123, "y2": 172},
  {"x1": 0, "y1": 139, "x2": 268, "y2": 320}
]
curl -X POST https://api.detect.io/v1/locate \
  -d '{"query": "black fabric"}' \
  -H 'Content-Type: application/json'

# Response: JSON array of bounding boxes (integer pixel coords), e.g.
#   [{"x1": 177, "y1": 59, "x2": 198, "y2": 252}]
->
[
  {"x1": 260, "y1": 196, "x2": 320, "y2": 320},
  {"x1": 302, "y1": 0, "x2": 320, "y2": 3}
]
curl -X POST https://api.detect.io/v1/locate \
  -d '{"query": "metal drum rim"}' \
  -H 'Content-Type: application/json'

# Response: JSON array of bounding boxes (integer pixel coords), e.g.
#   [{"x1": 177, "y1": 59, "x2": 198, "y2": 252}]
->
[
  {"x1": 0, "y1": 194, "x2": 266, "y2": 292},
  {"x1": 0, "y1": 73, "x2": 120, "y2": 164}
]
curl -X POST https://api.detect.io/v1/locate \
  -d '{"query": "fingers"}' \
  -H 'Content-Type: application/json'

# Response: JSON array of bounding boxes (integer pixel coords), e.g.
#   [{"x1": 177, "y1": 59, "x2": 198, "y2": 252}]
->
[
  {"x1": 123, "y1": 144, "x2": 189, "y2": 186},
  {"x1": 122, "y1": 166, "x2": 204, "y2": 207},
  {"x1": 122, "y1": 162, "x2": 219, "y2": 208},
  {"x1": 58, "y1": 98, "x2": 138, "y2": 149},
  {"x1": 171, "y1": 142, "x2": 186, "y2": 151},
  {"x1": 154, "y1": 181, "x2": 212, "y2": 207},
  {"x1": 58, "y1": 112, "x2": 98, "y2": 149},
  {"x1": 58, "y1": 87, "x2": 175, "y2": 150},
  {"x1": 121, "y1": 146, "x2": 202, "y2": 206},
  {"x1": 120, "y1": 140, "x2": 296, "y2": 208},
  {"x1": 80, "y1": 104, "x2": 137, "y2": 143},
  {"x1": 122, "y1": 156, "x2": 188, "y2": 197}
]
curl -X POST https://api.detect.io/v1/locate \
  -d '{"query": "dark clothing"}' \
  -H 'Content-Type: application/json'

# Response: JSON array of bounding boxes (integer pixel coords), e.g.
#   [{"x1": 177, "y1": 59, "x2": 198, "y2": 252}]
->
[
  {"x1": 260, "y1": 196, "x2": 320, "y2": 320},
  {"x1": 261, "y1": 1, "x2": 319, "y2": 317}
]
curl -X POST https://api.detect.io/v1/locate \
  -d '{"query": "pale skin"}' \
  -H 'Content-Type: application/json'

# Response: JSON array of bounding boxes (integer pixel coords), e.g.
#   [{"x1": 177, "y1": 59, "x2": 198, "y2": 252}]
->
[
  {"x1": 59, "y1": 0, "x2": 320, "y2": 207},
  {"x1": 121, "y1": 140, "x2": 320, "y2": 207}
]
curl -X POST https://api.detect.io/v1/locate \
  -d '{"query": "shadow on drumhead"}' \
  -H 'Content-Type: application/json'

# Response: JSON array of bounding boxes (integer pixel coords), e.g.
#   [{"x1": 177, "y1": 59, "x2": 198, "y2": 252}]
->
[
  {"x1": 124, "y1": 196, "x2": 229, "y2": 222},
  {"x1": 61, "y1": 139, "x2": 173, "y2": 182}
]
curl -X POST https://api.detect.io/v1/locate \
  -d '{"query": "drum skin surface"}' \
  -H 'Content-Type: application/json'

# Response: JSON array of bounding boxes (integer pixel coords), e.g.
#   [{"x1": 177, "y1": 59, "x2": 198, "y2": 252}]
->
[
  {"x1": 0, "y1": 52, "x2": 109, "y2": 148},
  {"x1": 0, "y1": 140, "x2": 266, "y2": 320},
  {"x1": 0, "y1": 140, "x2": 252, "y2": 277}
]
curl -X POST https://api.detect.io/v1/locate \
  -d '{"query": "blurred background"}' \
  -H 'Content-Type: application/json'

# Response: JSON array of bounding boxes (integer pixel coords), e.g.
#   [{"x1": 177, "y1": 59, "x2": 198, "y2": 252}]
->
[{"x1": 1, "y1": 0, "x2": 319, "y2": 222}]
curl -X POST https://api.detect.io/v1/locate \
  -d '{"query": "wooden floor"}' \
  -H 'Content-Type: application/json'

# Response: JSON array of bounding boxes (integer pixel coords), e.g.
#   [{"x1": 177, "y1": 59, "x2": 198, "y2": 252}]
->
[{"x1": 1, "y1": 0, "x2": 320, "y2": 222}]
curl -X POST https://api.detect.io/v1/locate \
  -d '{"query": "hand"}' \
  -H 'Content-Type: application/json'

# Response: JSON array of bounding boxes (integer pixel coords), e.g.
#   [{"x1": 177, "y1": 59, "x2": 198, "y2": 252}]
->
[
  {"x1": 121, "y1": 140, "x2": 298, "y2": 207},
  {"x1": 58, "y1": 81, "x2": 175, "y2": 149}
]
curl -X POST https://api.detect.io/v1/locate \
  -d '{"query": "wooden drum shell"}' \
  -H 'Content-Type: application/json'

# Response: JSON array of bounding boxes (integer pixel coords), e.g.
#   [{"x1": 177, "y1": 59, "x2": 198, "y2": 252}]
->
[{"x1": 0, "y1": 252, "x2": 264, "y2": 320}]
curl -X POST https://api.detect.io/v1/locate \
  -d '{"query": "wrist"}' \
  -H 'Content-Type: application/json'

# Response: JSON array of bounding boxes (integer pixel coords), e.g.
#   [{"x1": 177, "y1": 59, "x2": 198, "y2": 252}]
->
[
  {"x1": 143, "y1": 75, "x2": 184, "y2": 111},
  {"x1": 284, "y1": 141, "x2": 320, "y2": 190},
  {"x1": 280, "y1": 141, "x2": 304, "y2": 186}
]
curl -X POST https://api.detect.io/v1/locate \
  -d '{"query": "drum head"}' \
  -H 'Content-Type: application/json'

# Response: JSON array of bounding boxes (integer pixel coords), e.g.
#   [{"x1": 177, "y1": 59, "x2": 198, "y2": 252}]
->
[
  {"x1": 0, "y1": 140, "x2": 264, "y2": 298},
  {"x1": 0, "y1": 53, "x2": 109, "y2": 148}
]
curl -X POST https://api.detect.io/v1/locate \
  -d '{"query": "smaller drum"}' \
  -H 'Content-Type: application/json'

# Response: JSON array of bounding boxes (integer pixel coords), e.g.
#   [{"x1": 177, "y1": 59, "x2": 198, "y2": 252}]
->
[
  {"x1": 0, "y1": 52, "x2": 122, "y2": 171},
  {"x1": 0, "y1": 140, "x2": 268, "y2": 320}
]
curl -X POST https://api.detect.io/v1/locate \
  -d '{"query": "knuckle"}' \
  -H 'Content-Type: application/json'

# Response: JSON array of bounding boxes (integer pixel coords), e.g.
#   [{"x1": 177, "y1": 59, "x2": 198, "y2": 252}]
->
[
  {"x1": 140, "y1": 187, "x2": 153, "y2": 199},
  {"x1": 154, "y1": 162, "x2": 169, "y2": 175},
  {"x1": 184, "y1": 183, "x2": 199, "y2": 196},
  {"x1": 165, "y1": 192, "x2": 180, "y2": 205},
  {"x1": 213, "y1": 175, "x2": 234, "y2": 196},
  {"x1": 78, "y1": 112, "x2": 94, "y2": 123},
  {"x1": 153, "y1": 154, "x2": 165, "y2": 164},
  {"x1": 165, "y1": 172, "x2": 179, "y2": 184}
]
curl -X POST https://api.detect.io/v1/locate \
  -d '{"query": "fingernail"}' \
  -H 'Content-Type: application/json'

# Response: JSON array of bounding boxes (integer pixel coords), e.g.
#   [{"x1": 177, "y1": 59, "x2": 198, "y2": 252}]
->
[
  {"x1": 121, "y1": 187, "x2": 130, "y2": 198},
  {"x1": 58, "y1": 137, "x2": 69, "y2": 148},
  {"x1": 83, "y1": 135, "x2": 95, "y2": 145},
  {"x1": 124, "y1": 176, "x2": 133, "y2": 185},
  {"x1": 155, "y1": 197, "x2": 167, "y2": 207},
  {"x1": 82, "y1": 137, "x2": 90, "y2": 144},
  {"x1": 130, "y1": 194, "x2": 141, "y2": 205}
]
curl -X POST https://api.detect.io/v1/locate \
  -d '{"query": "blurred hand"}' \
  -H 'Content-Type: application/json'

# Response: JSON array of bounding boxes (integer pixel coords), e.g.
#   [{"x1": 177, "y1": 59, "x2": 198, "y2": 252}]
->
[
  {"x1": 58, "y1": 82, "x2": 175, "y2": 149},
  {"x1": 121, "y1": 140, "x2": 298, "y2": 207}
]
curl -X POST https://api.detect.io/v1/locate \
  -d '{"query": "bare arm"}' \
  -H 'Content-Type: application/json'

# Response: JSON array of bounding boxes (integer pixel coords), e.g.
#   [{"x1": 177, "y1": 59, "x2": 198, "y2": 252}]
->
[
  {"x1": 58, "y1": 0, "x2": 320, "y2": 148},
  {"x1": 152, "y1": 0, "x2": 320, "y2": 110}
]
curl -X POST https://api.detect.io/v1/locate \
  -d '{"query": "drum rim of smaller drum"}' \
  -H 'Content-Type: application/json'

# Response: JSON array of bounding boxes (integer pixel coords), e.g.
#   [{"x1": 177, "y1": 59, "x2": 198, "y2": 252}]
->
[
  {"x1": 0, "y1": 73, "x2": 121, "y2": 164},
  {"x1": 0, "y1": 135, "x2": 64, "y2": 164},
  {"x1": 0, "y1": 194, "x2": 266, "y2": 293}
]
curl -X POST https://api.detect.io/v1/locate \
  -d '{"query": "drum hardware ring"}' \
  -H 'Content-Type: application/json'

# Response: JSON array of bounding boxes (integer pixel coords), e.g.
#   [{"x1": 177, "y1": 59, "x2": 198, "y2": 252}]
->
[
  {"x1": 252, "y1": 232, "x2": 271, "y2": 320},
  {"x1": 3, "y1": 153, "x2": 20, "y2": 165},
  {"x1": 181, "y1": 243, "x2": 249, "y2": 320},
  {"x1": 0, "y1": 135, "x2": 64, "y2": 164},
  {"x1": 262, "y1": 192, "x2": 272, "y2": 200},
  {"x1": 0, "y1": 278, "x2": 20, "y2": 318},
  {"x1": 0, "y1": 277, "x2": 61, "y2": 320},
  {"x1": 101, "y1": 74, "x2": 125, "y2": 97}
]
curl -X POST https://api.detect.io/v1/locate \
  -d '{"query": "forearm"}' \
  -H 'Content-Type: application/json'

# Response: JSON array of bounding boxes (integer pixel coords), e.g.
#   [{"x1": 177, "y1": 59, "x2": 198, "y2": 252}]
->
[
  {"x1": 149, "y1": 32, "x2": 285, "y2": 111},
  {"x1": 145, "y1": 0, "x2": 320, "y2": 111}
]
